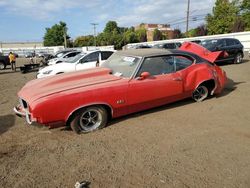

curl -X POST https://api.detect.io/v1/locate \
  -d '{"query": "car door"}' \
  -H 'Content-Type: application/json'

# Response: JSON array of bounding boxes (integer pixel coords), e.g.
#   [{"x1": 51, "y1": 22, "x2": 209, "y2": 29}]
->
[
  {"x1": 225, "y1": 39, "x2": 236, "y2": 59},
  {"x1": 127, "y1": 55, "x2": 184, "y2": 114},
  {"x1": 75, "y1": 51, "x2": 100, "y2": 70}
]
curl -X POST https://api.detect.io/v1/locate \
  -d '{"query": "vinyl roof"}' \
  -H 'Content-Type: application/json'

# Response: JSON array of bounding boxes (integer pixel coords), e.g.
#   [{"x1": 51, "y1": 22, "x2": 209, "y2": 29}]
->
[{"x1": 116, "y1": 49, "x2": 173, "y2": 57}]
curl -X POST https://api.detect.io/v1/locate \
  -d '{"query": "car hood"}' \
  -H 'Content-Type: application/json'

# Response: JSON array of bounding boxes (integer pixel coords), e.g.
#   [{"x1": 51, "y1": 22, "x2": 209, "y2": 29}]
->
[
  {"x1": 39, "y1": 62, "x2": 74, "y2": 73},
  {"x1": 180, "y1": 42, "x2": 224, "y2": 63},
  {"x1": 19, "y1": 67, "x2": 121, "y2": 103}
]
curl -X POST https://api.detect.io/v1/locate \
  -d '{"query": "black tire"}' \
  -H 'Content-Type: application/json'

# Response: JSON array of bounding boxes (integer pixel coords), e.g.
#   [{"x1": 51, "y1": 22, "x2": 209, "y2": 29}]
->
[
  {"x1": 0, "y1": 62, "x2": 6, "y2": 70},
  {"x1": 192, "y1": 85, "x2": 209, "y2": 102},
  {"x1": 234, "y1": 52, "x2": 243, "y2": 64},
  {"x1": 70, "y1": 106, "x2": 108, "y2": 134}
]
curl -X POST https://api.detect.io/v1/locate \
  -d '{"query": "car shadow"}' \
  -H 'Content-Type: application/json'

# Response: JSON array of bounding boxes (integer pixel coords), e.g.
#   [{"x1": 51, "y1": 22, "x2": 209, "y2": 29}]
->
[
  {"x1": 107, "y1": 98, "x2": 196, "y2": 128},
  {"x1": 216, "y1": 59, "x2": 248, "y2": 66},
  {"x1": 108, "y1": 78, "x2": 241, "y2": 128},
  {"x1": 218, "y1": 78, "x2": 245, "y2": 98},
  {"x1": 0, "y1": 71, "x2": 19, "y2": 75},
  {"x1": 0, "y1": 114, "x2": 16, "y2": 135}
]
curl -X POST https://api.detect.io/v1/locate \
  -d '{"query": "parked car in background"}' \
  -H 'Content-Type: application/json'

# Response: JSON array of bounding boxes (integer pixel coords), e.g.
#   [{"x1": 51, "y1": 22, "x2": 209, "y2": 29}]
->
[
  {"x1": 201, "y1": 38, "x2": 244, "y2": 64},
  {"x1": 52, "y1": 50, "x2": 76, "y2": 58},
  {"x1": 0, "y1": 54, "x2": 10, "y2": 70},
  {"x1": 25, "y1": 52, "x2": 35, "y2": 58},
  {"x1": 135, "y1": 45, "x2": 152, "y2": 49},
  {"x1": 37, "y1": 50, "x2": 114, "y2": 78},
  {"x1": 48, "y1": 51, "x2": 81, "y2": 65},
  {"x1": 190, "y1": 40, "x2": 202, "y2": 44},
  {"x1": 36, "y1": 51, "x2": 53, "y2": 58},
  {"x1": 153, "y1": 42, "x2": 182, "y2": 49},
  {"x1": 15, "y1": 42, "x2": 227, "y2": 134}
]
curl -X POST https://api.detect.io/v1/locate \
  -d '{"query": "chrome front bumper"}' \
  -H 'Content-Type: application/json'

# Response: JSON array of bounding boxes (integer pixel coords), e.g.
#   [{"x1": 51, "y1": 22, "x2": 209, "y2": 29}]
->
[{"x1": 14, "y1": 99, "x2": 34, "y2": 125}]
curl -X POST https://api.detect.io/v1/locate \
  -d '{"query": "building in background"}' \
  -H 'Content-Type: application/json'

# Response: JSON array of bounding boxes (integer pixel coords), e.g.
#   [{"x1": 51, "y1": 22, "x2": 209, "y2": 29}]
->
[{"x1": 135, "y1": 23, "x2": 174, "y2": 41}]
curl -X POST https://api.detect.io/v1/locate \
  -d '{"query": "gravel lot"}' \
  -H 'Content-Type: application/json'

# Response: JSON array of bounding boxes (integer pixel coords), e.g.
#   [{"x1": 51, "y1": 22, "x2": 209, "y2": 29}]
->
[{"x1": 0, "y1": 56, "x2": 250, "y2": 187}]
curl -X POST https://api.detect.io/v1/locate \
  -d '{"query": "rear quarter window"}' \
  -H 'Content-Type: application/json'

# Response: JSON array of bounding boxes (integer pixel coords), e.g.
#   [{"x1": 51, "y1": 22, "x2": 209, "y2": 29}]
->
[{"x1": 101, "y1": 51, "x2": 113, "y2": 60}]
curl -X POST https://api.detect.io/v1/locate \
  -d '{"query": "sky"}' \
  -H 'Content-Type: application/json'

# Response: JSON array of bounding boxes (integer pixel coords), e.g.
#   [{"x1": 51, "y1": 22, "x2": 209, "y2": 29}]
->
[{"x1": 0, "y1": 0, "x2": 216, "y2": 42}]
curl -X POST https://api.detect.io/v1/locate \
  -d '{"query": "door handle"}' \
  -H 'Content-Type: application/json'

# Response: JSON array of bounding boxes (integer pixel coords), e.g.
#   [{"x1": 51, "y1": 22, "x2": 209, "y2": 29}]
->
[{"x1": 173, "y1": 77, "x2": 182, "y2": 81}]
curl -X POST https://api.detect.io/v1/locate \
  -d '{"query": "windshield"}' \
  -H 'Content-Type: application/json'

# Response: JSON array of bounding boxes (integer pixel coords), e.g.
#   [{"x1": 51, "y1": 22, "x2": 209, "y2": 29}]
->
[
  {"x1": 101, "y1": 53, "x2": 141, "y2": 78},
  {"x1": 55, "y1": 52, "x2": 65, "y2": 58},
  {"x1": 66, "y1": 53, "x2": 87, "y2": 63},
  {"x1": 201, "y1": 40, "x2": 218, "y2": 51}
]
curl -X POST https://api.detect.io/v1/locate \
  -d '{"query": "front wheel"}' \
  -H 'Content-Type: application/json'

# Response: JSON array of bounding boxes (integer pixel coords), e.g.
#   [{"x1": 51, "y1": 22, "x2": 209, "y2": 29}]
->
[
  {"x1": 234, "y1": 53, "x2": 243, "y2": 64},
  {"x1": 70, "y1": 106, "x2": 108, "y2": 134},
  {"x1": 0, "y1": 62, "x2": 6, "y2": 70},
  {"x1": 192, "y1": 85, "x2": 209, "y2": 102}
]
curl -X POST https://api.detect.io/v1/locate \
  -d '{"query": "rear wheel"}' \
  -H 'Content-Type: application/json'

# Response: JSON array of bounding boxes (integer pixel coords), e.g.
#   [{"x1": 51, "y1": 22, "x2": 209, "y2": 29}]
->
[
  {"x1": 234, "y1": 53, "x2": 243, "y2": 64},
  {"x1": 192, "y1": 85, "x2": 209, "y2": 102},
  {"x1": 70, "y1": 106, "x2": 108, "y2": 134},
  {"x1": 0, "y1": 62, "x2": 5, "y2": 70}
]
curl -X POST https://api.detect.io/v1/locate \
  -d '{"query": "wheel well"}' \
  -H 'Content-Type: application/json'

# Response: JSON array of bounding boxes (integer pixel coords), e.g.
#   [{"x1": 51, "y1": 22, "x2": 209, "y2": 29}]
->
[
  {"x1": 199, "y1": 79, "x2": 215, "y2": 94},
  {"x1": 66, "y1": 104, "x2": 112, "y2": 127}
]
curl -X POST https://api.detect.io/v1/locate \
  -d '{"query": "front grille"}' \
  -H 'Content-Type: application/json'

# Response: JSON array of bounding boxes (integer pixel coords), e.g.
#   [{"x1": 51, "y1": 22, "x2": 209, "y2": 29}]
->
[{"x1": 19, "y1": 98, "x2": 28, "y2": 109}]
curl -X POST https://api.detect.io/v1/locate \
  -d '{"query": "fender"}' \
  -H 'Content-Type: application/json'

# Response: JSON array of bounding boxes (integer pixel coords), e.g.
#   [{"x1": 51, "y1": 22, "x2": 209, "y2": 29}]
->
[
  {"x1": 65, "y1": 102, "x2": 114, "y2": 123},
  {"x1": 184, "y1": 64, "x2": 216, "y2": 93}
]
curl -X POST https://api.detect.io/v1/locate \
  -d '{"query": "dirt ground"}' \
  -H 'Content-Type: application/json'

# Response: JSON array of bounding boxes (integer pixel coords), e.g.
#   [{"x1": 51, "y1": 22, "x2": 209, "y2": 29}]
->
[{"x1": 0, "y1": 56, "x2": 250, "y2": 188}]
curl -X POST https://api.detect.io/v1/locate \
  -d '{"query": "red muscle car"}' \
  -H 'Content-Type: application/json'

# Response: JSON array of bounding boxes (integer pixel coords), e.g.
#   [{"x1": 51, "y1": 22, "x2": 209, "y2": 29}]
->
[{"x1": 14, "y1": 42, "x2": 227, "y2": 134}]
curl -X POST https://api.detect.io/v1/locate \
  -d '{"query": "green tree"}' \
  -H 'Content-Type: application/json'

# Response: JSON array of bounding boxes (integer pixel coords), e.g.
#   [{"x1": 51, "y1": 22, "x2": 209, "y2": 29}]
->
[
  {"x1": 188, "y1": 28, "x2": 197, "y2": 37},
  {"x1": 173, "y1": 29, "x2": 183, "y2": 39},
  {"x1": 43, "y1": 21, "x2": 69, "y2": 46},
  {"x1": 74, "y1": 35, "x2": 95, "y2": 47},
  {"x1": 153, "y1": 29, "x2": 163, "y2": 41},
  {"x1": 135, "y1": 28, "x2": 147, "y2": 42},
  {"x1": 124, "y1": 28, "x2": 139, "y2": 43},
  {"x1": 206, "y1": 0, "x2": 239, "y2": 34},
  {"x1": 240, "y1": 0, "x2": 250, "y2": 30},
  {"x1": 195, "y1": 25, "x2": 208, "y2": 36},
  {"x1": 104, "y1": 21, "x2": 119, "y2": 33}
]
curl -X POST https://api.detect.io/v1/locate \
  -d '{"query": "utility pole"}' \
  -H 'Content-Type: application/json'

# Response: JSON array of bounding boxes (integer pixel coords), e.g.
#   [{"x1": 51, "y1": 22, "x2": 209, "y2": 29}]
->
[
  {"x1": 91, "y1": 23, "x2": 98, "y2": 46},
  {"x1": 186, "y1": 0, "x2": 190, "y2": 36}
]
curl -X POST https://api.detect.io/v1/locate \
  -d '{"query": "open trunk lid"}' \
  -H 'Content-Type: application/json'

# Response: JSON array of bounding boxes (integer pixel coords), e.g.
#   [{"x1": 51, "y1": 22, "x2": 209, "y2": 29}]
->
[{"x1": 180, "y1": 42, "x2": 224, "y2": 63}]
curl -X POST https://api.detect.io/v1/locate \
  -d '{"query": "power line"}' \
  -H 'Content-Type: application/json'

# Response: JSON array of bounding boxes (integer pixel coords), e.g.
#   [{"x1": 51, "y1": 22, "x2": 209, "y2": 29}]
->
[
  {"x1": 171, "y1": 17, "x2": 206, "y2": 26},
  {"x1": 186, "y1": 0, "x2": 190, "y2": 34}
]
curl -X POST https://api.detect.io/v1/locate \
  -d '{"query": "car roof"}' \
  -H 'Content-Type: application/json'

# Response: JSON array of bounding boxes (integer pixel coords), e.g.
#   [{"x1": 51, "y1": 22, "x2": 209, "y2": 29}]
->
[
  {"x1": 116, "y1": 49, "x2": 173, "y2": 57},
  {"x1": 203, "y1": 38, "x2": 238, "y2": 41}
]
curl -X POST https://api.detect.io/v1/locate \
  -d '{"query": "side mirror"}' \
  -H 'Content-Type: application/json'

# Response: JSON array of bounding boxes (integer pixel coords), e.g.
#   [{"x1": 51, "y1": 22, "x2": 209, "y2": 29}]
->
[{"x1": 138, "y1": 72, "x2": 151, "y2": 80}]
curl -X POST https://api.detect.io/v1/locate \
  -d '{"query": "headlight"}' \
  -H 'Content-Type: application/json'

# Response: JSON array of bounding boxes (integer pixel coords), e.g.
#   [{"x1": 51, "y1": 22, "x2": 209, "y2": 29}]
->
[{"x1": 43, "y1": 70, "x2": 53, "y2": 74}]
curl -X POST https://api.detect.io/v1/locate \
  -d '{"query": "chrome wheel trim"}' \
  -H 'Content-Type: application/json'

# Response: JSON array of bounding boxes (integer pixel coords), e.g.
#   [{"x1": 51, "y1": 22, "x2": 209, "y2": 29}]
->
[
  {"x1": 79, "y1": 109, "x2": 102, "y2": 132},
  {"x1": 236, "y1": 54, "x2": 242, "y2": 64},
  {"x1": 0, "y1": 63, "x2": 4, "y2": 70},
  {"x1": 193, "y1": 86, "x2": 208, "y2": 102}
]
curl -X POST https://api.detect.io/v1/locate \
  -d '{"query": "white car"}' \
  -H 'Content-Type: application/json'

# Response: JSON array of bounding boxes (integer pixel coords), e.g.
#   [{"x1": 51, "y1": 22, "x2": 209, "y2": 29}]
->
[
  {"x1": 48, "y1": 51, "x2": 81, "y2": 65},
  {"x1": 37, "y1": 50, "x2": 114, "y2": 79}
]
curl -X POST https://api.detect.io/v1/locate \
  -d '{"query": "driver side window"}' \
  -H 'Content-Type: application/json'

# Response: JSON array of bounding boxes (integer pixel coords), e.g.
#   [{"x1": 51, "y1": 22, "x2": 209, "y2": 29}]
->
[
  {"x1": 80, "y1": 52, "x2": 99, "y2": 64},
  {"x1": 137, "y1": 56, "x2": 175, "y2": 76},
  {"x1": 137, "y1": 55, "x2": 193, "y2": 77}
]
